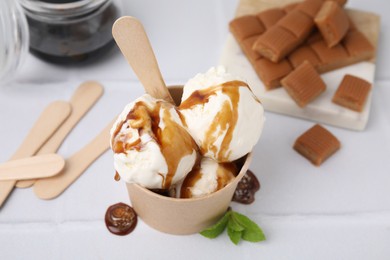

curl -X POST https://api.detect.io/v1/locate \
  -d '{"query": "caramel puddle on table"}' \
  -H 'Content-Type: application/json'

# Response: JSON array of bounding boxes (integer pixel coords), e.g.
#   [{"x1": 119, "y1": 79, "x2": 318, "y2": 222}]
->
[
  {"x1": 179, "y1": 80, "x2": 248, "y2": 162},
  {"x1": 111, "y1": 100, "x2": 197, "y2": 189}
]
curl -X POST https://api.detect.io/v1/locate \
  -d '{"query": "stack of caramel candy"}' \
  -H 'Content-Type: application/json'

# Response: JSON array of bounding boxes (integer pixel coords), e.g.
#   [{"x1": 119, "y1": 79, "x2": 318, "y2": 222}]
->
[{"x1": 229, "y1": 0, "x2": 373, "y2": 111}]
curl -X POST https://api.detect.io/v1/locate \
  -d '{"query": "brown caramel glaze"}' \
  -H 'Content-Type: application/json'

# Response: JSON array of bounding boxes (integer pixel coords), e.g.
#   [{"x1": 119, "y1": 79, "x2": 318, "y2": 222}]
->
[
  {"x1": 111, "y1": 99, "x2": 198, "y2": 189},
  {"x1": 232, "y1": 170, "x2": 260, "y2": 204},
  {"x1": 180, "y1": 161, "x2": 238, "y2": 198},
  {"x1": 105, "y1": 202, "x2": 137, "y2": 236},
  {"x1": 114, "y1": 172, "x2": 120, "y2": 181},
  {"x1": 179, "y1": 80, "x2": 253, "y2": 162}
]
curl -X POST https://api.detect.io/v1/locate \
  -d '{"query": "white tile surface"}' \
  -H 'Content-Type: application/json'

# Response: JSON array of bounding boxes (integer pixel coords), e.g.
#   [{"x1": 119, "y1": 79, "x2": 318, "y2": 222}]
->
[{"x1": 1, "y1": 0, "x2": 390, "y2": 259}]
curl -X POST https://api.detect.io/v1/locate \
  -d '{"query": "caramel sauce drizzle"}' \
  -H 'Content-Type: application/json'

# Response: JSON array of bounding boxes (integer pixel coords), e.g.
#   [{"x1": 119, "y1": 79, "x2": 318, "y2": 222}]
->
[
  {"x1": 180, "y1": 166, "x2": 203, "y2": 198},
  {"x1": 180, "y1": 161, "x2": 238, "y2": 198},
  {"x1": 216, "y1": 162, "x2": 238, "y2": 190},
  {"x1": 179, "y1": 80, "x2": 248, "y2": 162},
  {"x1": 111, "y1": 100, "x2": 197, "y2": 189}
]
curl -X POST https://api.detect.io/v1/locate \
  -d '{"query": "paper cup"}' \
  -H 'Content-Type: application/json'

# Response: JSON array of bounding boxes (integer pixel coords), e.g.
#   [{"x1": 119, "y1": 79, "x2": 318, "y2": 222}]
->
[{"x1": 126, "y1": 86, "x2": 253, "y2": 235}]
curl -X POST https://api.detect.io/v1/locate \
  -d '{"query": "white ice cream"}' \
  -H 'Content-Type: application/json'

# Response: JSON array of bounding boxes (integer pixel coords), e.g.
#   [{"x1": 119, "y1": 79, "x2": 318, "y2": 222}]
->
[
  {"x1": 179, "y1": 67, "x2": 265, "y2": 162},
  {"x1": 179, "y1": 157, "x2": 237, "y2": 198},
  {"x1": 110, "y1": 94, "x2": 198, "y2": 189}
]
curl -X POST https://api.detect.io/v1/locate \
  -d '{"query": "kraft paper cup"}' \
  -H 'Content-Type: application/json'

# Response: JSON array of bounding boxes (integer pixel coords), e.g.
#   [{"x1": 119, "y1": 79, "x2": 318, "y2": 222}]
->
[
  {"x1": 127, "y1": 153, "x2": 252, "y2": 235},
  {"x1": 126, "y1": 86, "x2": 253, "y2": 235}
]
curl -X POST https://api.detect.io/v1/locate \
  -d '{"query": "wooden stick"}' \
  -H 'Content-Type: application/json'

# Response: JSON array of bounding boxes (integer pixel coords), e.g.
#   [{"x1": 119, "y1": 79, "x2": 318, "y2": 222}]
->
[
  {"x1": 0, "y1": 101, "x2": 71, "y2": 207},
  {"x1": 0, "y1": 154, "x2": 65, "y2": 181},
  {"x1": 16, "y1": 81, "x2": 104, "y2": 188},
  {"x1": 112, "y1": 16, "x2": 174, "y2": 103},
  {"x1": 33, "y1": 120, "x2": 114, "y2": 200}
]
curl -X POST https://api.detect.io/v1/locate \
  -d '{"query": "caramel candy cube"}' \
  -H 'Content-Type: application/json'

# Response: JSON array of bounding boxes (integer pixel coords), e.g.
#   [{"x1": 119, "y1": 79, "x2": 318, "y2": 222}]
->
[
  {"x1": 306, "y1": 31, "x2": 323, "y2": 44},
  {"x1": 294, "y1": 124, "x2": 341, "y2": 166},
  {"x1": 281, "y1": 61, "x2": 326, "y2": 107},
  {"x1": 256, "y1": 8, "x2": 286, "y2": 29},
  {"x1": 330, "y1": 0, "x2": 348, "y2": 6},
  {"x1": 241, "y1": 36, "x2": 262, "y2": 63},
  {"x1": 229, "y1": 15, "x2": 265, "y2": 42},
  {"x1": 296, "y1": 0, "x2": 324, "y2": 18},
  {"x1": 310, "y1": 40, "x2": 349, "y2": 72},
  {"x1": 278, "y1": 10, "x2": 314, "y2": 39},
  {"x1": 254, "y1": 58, "x2": 293, "y2": 90},
  {"x1": 315, "y1": 1, "x2": 350, "y2": 47},
  {"x1": 284, "y1": 2, "x2": 299, "y2": 13},
  {"x1": 342, "y1": 30, "x2": 375, "y2": 59},
  {"x1": 332, "y1": 74, "x2": 372, "y2": 112},
  {"x1": 253, "y1": 26, "x2": 297, "y2": 63},
  {"x1": 288, "y1": 45, "x2": 321, "y2": 68}
]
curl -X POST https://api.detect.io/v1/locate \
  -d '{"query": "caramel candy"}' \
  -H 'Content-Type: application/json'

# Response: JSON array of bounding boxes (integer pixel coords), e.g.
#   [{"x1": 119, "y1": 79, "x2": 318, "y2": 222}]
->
[
  {"x1": 305, "y1": 31, "x2": 323, "y2": 44},
  {"x1": 332, "y1": 74, "x2": 372, "y2": 112},
  {"x1": 330, "y1": 0, "x2": 348, "y2": 6},
  {"x1": 310, "y1": 40, "x2": 349, "y2": 72},
  {"x1": 342, "y1": 30, "x2": 375, "y2": 59},
  {"x1": 228, "y1": 1, "x2": 374, "y2": 90},
  {"x1": 288, "y1": 45, "x2": 321, "y2": 68},
  {"x1": 294, "y1": 124, "x2": 341, "y2": 166},
  {"x1": 229, "y1": 15, "x2": 265, "y2": 42},
  {"x1": 296, "y1": 0, "x2": 324, "y2": 18},
  {"x1": 253, "y1": 0, "x2": 323, "y2": 62},
  {"x1": 281, "y1": 61, "x2": 326, "y2": 107},
  {"x1": 284, "y1": 2, "x2": 299, "y2": 13},
  {"x1": 241, "y1": 35, "x2": 262, "y2": 63},
  {"x1": 278, "y1": 9, "x2": 314, "y2": 38},
  {"x1": 254, "y1": 58, "x2": 293, "y2": 90},
  {"x1": 315, "y1": 1, "x2": 350, "y2": 47},
  {"x1": 256, "y1": 8, "x2": 286, "y2": 29},
  {"x1": 253, "y1": 26, "x2": 298, "y2": 63}
]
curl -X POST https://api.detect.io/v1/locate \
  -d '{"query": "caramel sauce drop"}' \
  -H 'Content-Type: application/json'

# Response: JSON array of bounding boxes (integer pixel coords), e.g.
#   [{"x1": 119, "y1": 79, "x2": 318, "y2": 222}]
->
[{"x1": 114, "y1": 172, "x2": 120, "y2": 181}]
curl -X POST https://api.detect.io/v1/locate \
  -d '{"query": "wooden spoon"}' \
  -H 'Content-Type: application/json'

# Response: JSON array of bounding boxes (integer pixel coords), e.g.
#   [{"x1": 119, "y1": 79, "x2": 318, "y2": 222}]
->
[
  {"x1": 33, "y1": 120, "x2": 114, "y2": 200},
  {"x1": 0, "y1": 154, "x2": 65, "y2": 181},
  {"x1": 112, "y1": 16, "x2": 174, "y2": 103},
  {"x1": 16, "y1": 81, "x2": 104, "y2": 188},
  {"x1": 0, "y1": 101, "x2": 71, "y2": 207}
]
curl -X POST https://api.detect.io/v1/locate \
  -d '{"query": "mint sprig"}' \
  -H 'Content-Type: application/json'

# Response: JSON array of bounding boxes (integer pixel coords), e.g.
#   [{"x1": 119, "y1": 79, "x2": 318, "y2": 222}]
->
[{"x1": 200, "y1": 209, "x2": 266, "y2": 245}]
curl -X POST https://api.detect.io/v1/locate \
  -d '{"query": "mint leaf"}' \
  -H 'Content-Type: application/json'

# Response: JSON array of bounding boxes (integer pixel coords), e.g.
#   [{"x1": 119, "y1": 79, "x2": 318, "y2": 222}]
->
[
  {"x1": 199, "y1": 209, "x2": 266, "y2": 245},
  {"x1": 200, "y1": 211, "x2": 230, "y2": 239},
  {"x1": 232, "y1": 212, "x2": 266, "y2": 242},
  {"x1": 227, "y1": 227, "x2": 242, "y2": 245},
  {"x1": 228, "y1": 215, "x2": 244, "y2": 232}
]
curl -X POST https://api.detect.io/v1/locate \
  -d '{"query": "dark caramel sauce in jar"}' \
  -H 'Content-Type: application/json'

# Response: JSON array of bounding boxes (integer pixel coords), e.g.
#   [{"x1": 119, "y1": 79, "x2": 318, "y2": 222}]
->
[{"x1": 21, "y1": 0, "x2": 120, "y2": 64}]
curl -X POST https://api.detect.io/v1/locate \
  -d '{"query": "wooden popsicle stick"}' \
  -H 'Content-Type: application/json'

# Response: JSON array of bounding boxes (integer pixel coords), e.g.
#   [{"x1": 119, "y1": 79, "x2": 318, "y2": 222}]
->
[
  {"x1": 0, "y1": 101, "x2": 71, "y2": 208},
  {"x1": 0, "y1": 154, "x2": 65, "y2": 181},
  {"x1": 33, "y1": 120, "x2": 114, "y2": 200},
  {"x1": 112, "y1": 16, "x2": 174, "y2": 103},
  {"x1": 16, "y1": 81, "x2": 104, "y2": 188}
]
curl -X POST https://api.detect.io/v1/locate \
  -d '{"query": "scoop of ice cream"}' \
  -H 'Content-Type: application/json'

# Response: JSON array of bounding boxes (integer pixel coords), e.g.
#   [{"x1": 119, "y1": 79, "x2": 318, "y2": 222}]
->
[
  {"x1": 179, "y1": 67, "x2": 265, "y2": 162},
  {"x1": 110, "y1": 94, "x2": 198, "y2": 189},
  {"x1": 179, "y1": 158, "x2": 237, "y2": 198}
]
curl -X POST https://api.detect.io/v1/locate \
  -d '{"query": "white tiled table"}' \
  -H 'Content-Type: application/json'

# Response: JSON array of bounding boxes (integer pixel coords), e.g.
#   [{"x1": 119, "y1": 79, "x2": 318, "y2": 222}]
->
[{"x1": 1, "y1": 0, "x2": 389, "y2": 259}]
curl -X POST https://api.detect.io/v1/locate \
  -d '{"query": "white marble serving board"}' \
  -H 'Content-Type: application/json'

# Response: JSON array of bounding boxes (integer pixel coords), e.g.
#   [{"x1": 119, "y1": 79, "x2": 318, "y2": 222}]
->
[{"x1": 219, "y1": 34, "x2": 375, "y2": 131}]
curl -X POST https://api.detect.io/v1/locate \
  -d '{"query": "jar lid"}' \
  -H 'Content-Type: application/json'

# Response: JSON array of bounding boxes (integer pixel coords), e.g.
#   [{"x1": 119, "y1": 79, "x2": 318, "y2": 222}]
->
[{"x1": 19, "y1": 0, "x2": 111, "y2": 21}]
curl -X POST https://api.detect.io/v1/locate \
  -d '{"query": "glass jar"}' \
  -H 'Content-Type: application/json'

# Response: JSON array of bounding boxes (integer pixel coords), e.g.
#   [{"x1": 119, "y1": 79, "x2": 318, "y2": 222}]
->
[
  {"x1": 19, "y1": 0, "x2": 121, "y2": 64},
  {"x1": 0, "y1": 0, "x2": 29, "y2": 85}
]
